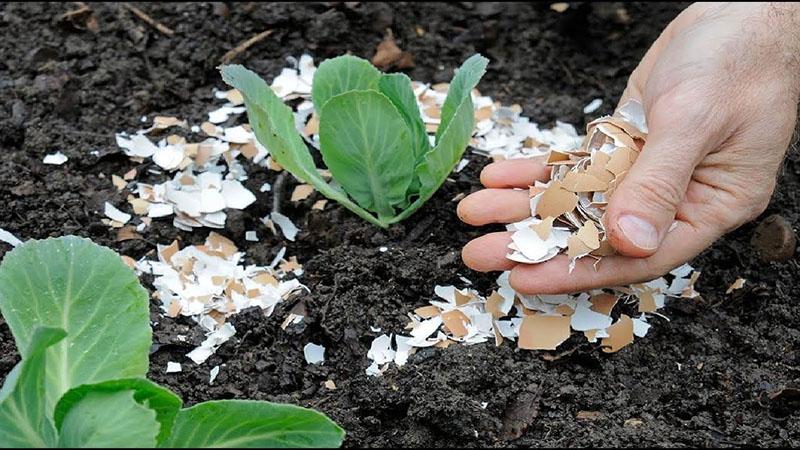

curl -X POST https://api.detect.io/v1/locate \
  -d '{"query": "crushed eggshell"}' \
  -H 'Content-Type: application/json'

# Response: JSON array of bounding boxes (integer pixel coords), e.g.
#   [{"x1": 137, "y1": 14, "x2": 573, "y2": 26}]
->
[
  {"x1": 186, "y1": 323, "x2": 236, "y2": 365},
  {"x1": 104, "y1": 202, "x2": 131, "y2": 225},
  {"x1": 726, "y1": 277, "x2": 746, "y2": 294},
  {"x1": 43, "y1": 151, "x2": 68, "y2": 165},
  {"x1": 135, "y1": 233, "x2": 306, "y2": 365},
  {"x1": 269, "y1": 212, "x2": 299, "y2": 241},
  {"x1": 112, "y1": 174, "x2": 127, "y2": 191},
  {"x1": 583, "y1": 98, "x2": 603, "y2": 114},
  {"x1": 601, "y1": 314, "x2": 634, "y2": 353},
  {"x1": 110, "y1": 107, "x2": 263, "y2": 232},
  {"x1": 291, "y1": 184, "x2": 315, "y2": 202},
  {"x1": 518, "y1": 314, "x2": 571, "y2": 350},
  {"x1": 0, "y1": 228, "x2": 23, "y2": 247},
  {"x1": 368, "y1": 260, "x2": 701, "y2": 374},
  {"x1": 120, "y1": 255, "x2": 137, "y2": 269},
  {"x1": 304, "y1": 343, "x2": 325, "y2": 365},
  {"x1": 507, "y1": 100, "x2": 647, "y2": 272},
  {"x1": 208, "y1": 105, "x2": 246, "y2": 124},
  {"x1": 166, "y1": 362, "x2": 182, "y2": 373},
  {"x1": 209, "y1": 365, "x2": 220, "y2": 384}
]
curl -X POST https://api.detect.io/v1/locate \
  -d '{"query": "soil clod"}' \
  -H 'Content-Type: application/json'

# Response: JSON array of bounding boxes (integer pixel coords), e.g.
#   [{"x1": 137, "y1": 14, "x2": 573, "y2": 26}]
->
[
  {"x1": 750, "y1": 214, "x2": 796, "y2": 262},
  {"x1": 500, "y1": 383, "x2": 541, "y2": 441}
]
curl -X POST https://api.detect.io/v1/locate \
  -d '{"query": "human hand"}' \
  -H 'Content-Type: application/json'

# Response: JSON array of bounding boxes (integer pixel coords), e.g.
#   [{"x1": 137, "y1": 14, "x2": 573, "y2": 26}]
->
[{"x1": 458, "y1": 2, "x2": 800, "y2": 294}]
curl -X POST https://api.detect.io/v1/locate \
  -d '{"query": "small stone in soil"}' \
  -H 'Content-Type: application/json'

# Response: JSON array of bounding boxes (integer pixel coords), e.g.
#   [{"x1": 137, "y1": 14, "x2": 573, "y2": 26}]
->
[{"x1": 750, "y1": 214, "x2": 796, "y2": 262}]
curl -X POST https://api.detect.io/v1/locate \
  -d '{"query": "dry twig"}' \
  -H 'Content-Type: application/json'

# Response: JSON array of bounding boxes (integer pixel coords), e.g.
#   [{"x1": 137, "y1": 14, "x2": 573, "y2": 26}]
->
[
  {"x1": 57, "y1": 2, "x2": 99, "y2": 32},
  {"x1": 123, "y1": 3, "x2": 175, "y2": 36},
  {"x1": 220, "y1": 29, "x2": 274, "y2": 64},
  {"x1": 58, "y1": 2, "x2": 91, "y2": 21}
]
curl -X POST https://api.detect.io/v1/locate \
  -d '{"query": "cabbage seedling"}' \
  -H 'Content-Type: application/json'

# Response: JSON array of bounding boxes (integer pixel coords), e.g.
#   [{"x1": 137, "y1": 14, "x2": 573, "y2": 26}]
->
[
  {"x1": 220, "y1": 54, "x2": 488, "y2": 227},
  {"x1": 0, "y1": 237, "x2": 344, "y2": 448}
]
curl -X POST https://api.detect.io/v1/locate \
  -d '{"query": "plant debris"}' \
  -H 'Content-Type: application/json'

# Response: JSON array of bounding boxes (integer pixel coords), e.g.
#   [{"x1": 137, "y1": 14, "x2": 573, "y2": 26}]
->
[
  {"x1": 220, "y1": 29, "x2": 274, "y2": 64},
  {"x1": 122, "y1": 2, "x2": 174, "y2": 37},
  {"x1": 371, "y1": 29, "x2": 414, "y2": 70},
  {"x1": 56, "y1": 2, "x2": 99, "y2": 33},
  {"x1": 500, "y1": 384, "x2": 541, "y2": 440}
]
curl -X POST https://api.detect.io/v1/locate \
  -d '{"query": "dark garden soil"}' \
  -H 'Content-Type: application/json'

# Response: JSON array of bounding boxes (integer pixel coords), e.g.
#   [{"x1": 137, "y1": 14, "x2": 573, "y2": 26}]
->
[{"x1": 1, "y1": 2, "x2": 799, "y2": 447}]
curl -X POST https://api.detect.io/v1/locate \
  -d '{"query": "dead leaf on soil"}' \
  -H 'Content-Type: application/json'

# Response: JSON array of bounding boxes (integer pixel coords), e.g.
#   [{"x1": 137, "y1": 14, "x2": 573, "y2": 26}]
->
[{"x1": 371, "y1": 29, "x2": 414, "y2": 70}]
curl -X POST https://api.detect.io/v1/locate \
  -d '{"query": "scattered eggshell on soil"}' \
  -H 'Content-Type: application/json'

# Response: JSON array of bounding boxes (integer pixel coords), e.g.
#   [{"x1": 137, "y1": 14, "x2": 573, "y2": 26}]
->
[
  {"x1": 270, "y1": 212, "x2": 299, "y2": 241},
  {"x1": 209, "y1": 365, "x2": 220, "y2": 384},
  {"x1": 100, "y1": 54, "x2": 708, "y2": 379},
  {"x1": 304, "y1": 343, "x2": 326, "y2": 365},
  {"x1": 291, "y1": 184, "x2": 315, "y2": 202},
  {"x1": 582, "y1": 98, "x2": 603, "y2": 114},
  {"x1": 134, "y1": 232, "x2": 306, "y2": 365},
  {"x1": 518, "y1": 314, "x2": 571, "y2": 350},
  {"x1": 104, "y1": 202, "x2": 131, "y2": 225},
  {"x1": 43, "y1": 151, "x2": 68, "y2": 165},
  {"x1": 726, "y1": 277, "x2": 746, "y2": 294},
  {"x1": 0, "y1": 228, "x2": 23, "y2": 247},
  {"x1": 208, "y1": 105, "x2": 246, "y2": 124},
  {"x1": 602, "y1": 314, "x2": 634, "y2": 353}
]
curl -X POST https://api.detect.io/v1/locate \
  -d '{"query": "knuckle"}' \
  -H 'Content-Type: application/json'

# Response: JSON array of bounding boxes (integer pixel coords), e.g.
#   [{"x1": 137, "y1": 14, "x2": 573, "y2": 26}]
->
[{"x1": 648, "y1": 78, "x2": 725, "y2": 133}]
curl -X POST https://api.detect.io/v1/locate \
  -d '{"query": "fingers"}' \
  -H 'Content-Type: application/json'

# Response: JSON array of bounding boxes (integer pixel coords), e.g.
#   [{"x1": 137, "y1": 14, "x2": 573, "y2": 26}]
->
[
  {"x1": 462, "y1": 231, "x2": 517, "y2": 272},
  {"x1": 479, "y1": 158, "x2": 550, "y2": 188},
  {"x1": 457, "y1": 189, "x2": 530, "y2": 226},
  {"x1": 458, "y1": 159, "x2": 549, "y2": 226},
  {"x1": 508, "y1": 221, "x2": 717, "y2": 295}
]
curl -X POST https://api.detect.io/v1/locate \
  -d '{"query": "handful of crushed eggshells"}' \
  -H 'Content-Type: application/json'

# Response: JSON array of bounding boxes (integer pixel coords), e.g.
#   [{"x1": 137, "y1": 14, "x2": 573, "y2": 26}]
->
[{"x1": 507, "y1": 99, "x2": 648, "y2": 271}]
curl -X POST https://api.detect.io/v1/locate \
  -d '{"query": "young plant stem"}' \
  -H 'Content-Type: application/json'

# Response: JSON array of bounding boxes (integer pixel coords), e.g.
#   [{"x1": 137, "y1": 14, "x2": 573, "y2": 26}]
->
[{"x1": 272, "y1": 172, "x2": 286, "y2": 215}]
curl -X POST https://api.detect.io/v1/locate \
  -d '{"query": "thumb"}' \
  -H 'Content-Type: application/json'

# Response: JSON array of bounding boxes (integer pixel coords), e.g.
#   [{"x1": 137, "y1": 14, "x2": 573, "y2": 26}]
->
[{"x1": 604, "y1": 103, "x2": 712, "y2": 258}]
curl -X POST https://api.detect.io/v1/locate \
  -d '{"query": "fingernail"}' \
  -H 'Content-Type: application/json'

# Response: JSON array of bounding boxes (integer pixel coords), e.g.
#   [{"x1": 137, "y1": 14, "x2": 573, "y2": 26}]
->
[{"x1": 618, "y1": 215, "x2": 660, "y2": 250}]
